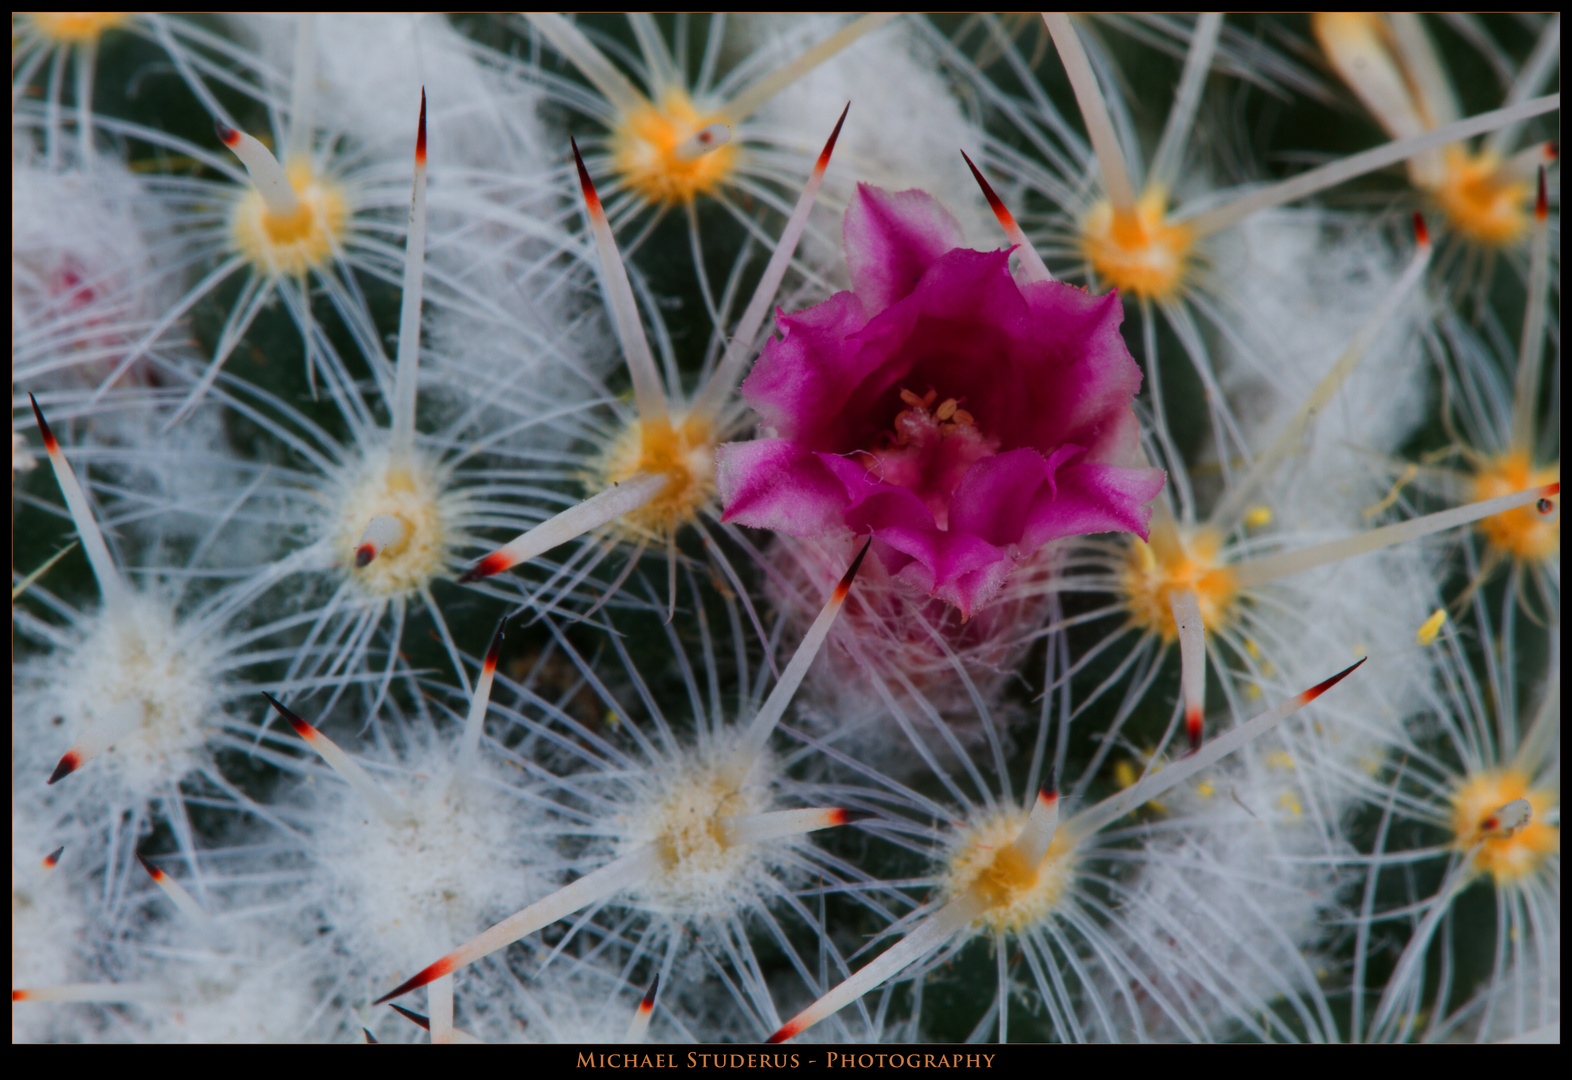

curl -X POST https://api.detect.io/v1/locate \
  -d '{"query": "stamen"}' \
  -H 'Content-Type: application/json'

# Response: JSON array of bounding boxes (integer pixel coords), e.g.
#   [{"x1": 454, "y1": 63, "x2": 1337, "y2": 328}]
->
[
  {"x1": 137, "y1": 854, "x2": 211, "y2": 923},
  {"x1": 215, "y1": 120, "x2": 302, "y2": 218},
  {"x1": 262, "y1": 693, "x2": 412, "y2": 826},
  {"x1": 692, "y1": 104, "x2": 849, "y2": 421},
  {"x1": 1229, "y1": 484, "x2": 1559, "y2": 589},
  {"x1": 374, "y1": 845, "x2": 663, "y2": 1004},
  {"x1": 1044, "y1": 12, "x2": 1136, "y2": 212},
  {"x1": 354, "y1": 515, "x2": 409, "y2": 570},
  {"x1": 28, "y1": 395, "x2": 127, "y2": 609},
  {"x1": 674, "y1": 121, "x2": 731, "y2": 162},
  {"x1": 960, "y1": 149, "x2": 1053, "y2": 283},
  {"x1": 457, "y1": 472, "x2": 668, "y2": 583},
  {"x1": 389, "y1": 90, "x2": 428, "y2": 463},
  {"x1": 573, "y1": 139, "x2": 667, "y2": 427},
  {"x1": 1181, "y1": 94, "x2": 1560, "y2": 238},
  {"x1": 623, "y1": 976, "x2": 659, "y2": 1044},
  {"x1": 728, "y1": 538, "x2": 870, "y2": 781}
]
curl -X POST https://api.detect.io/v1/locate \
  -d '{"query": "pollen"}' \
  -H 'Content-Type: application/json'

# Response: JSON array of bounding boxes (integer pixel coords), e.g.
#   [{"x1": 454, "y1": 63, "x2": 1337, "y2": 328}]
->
[
  {"x1": 1433, "y1": 147, "x2": 1533, "y2": 248},
  {"x1": 231, "y1": 160, "x2": 348, "y2": 276},
  {"x1": 1470, "y1": 451, "x2": 1558, "y2": 562},
  {"x1": 942, "y1": 810, "x2": 1076, "y2": 935},
  {"x1": 27, "y1": 12, "x2": 130, "y2": 44},
  {"x1": 1120, "y1": 526, "x2": 1238, "y2": 643},
  {"x1": 610, "y1": 89, "x2": 739, "y2": 207},
  {"x1": 1450, "y1": 770, "x2": 1559, "y2": 884},
  {"x1": 626, "y1": 753, "x2": 770, "y2": 915},
  {"x1": 1079, "y1": 187, "x2": 1195, "y2": 301},
  {"x1": 591, "y1": 413, "x2": 716, "y2": 539},
  {"x1": 328, "y1": 448, "x2": 458, "y2": 598}
]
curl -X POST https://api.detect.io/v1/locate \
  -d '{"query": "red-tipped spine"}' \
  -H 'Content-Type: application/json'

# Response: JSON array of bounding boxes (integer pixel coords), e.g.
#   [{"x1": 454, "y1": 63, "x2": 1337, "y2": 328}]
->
[
  {"x1": 815, "y1": 103, "x2": 850, "y2": 173},
  {"x1": 832, "y1": 537, "x2": 873, "y2": 602},
  {"x1": 262, "y1": 691, "x2": 315, "y2": 740},
  {"x1": 136, "y1": 854, "x2": 166, "y2": 883},
  {"x1": 1535, "y1": 166, "x2": 1547, "y2": 221},
  {"x1": 1412, "y1": 212, "x2": 1429, "y2": 247},
  {"x1": 571, "y1": 138, "x2": 602, "y2": 217},
  {"x1": 354, "y1": 544, "x2": 376, "y2": 569},
  {"x1": 832, "y1": 808, "x2": 876, "y2": 826},
  {"x1": 363, "y1": 1028, "x2": 379, "y2": 1044},
  {"x1": 457, "y1": 550, "x2": 509, "y2": 585},
  {"x1": 390, "y1": 1004, "x2": 431, "y2": 1030},
  {"x1": 47, "y1": 751, "x2": 80, "y2": 786},
  {"x1": 43, "y1": 846, "x2": 64, "y2": 870},
  {"x1": 1543, "y1": 482, "x2": 1560, "y2": 498},
  {"x1": 640, "y1": 975, "x2": 659, "y2": 1013},
  {"x1": 13, "y1": 990, "x2": 28, "y2": 1002},
  {"x1": 962, "y1": 149, "x2": 1017, "y2": 233},
  {"x1": 415, "y1": 88, "x2": 427, "y2": 166},
  {"x1": 1298, "y1": 656, "x2": 1368, "y2": 704},
  {"x1": 27, "y1": 394, "x2": 58, "y2": 453},
  {"x1": 1186, "y1": 705, "x2": 1204, "y2": 753},
  {"x1": 215, "y1": 119, "x2": 239, "y2": 147},
  {"x1": 767, "y1": 1017, "x2": 807, "y2": 1044},
  {"x1": 374, "y1": 956, "x2": 455, "y2": 1005}
]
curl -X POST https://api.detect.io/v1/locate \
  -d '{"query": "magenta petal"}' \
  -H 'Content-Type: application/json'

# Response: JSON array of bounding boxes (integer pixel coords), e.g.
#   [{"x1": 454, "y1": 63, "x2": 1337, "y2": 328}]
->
[
  {"x1": 844, "y1": 184, "x2": 964, "y2": 314},
  {"x1": 949, "y1": 447, "x2": 1073, "y2": 548},
  {"x1": 742, "y1": 291, "x2": 869, "y2": 441},
  {"x1": 716, "y1": 439, "x2": 850, "y2": 537},
  {"x1": 1019, "y1": 460, "x2": 1168, "y2": 547}
]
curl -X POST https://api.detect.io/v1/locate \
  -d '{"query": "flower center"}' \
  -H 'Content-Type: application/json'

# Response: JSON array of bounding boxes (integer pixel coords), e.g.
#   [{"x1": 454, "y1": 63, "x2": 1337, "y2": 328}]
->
[
  {"x1": 1449, "y1": 769, "x2": 1558, "y2": 884},
  {"x1": 863, "y1": 388, "x2": 999, "y2": 528},
  {"x1": 1079, "y1": 188, "x2": 1194, "y2": 301},
  {"x1": 629, "y1": 754, "x2": 769, "y2": 915},
  {"x1": 942, "y1": 810, "x2": 1076, "y2": 934},
  {"x1": 1120, "y1": 524, "x2": 1238, "y2": 643},
  {"x1": 1471, "y1": 451, "x2": 1559, "y2": 562},
  {"x1": 231, "y1": 161, "x2": 348, "y2": 276},
  {"x1": 592, "y1": 413, "x2": 717, "y2": 539},
  {"x1": 1434, "y1": 147, "x2": 1532, "y2": 247},
  {"x1": 610, "y1": 89, "x2": 738, "y2": 207},
  {"x1": 28, "y1": 11, "x2": 129, "y2": 44},
  {"x1": 329, "y1": 449, "x2": 457, "y2": 598}
]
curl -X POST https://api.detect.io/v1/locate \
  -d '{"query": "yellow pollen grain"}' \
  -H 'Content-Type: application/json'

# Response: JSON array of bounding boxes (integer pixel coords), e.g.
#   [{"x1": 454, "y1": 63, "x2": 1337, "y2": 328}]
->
[
  {"x1": 231, "y1": 161, "x2": 348, "y2": 276},
  {"x1": 28, "y1": 12, "x2": 130, "y2": 43},
  {"x1": 1079, "y1": 187, "x2": 1194, "y2": 301},
  {"x1": 1471, "y1": 451, "x2": 1558, "y2": 562},
  {"x1": 1450, "y1": 769, "x2": 1559, "y2": 884},
  {"x1": 1415, "y1": 608, "x2": 1447, "y2": 646},
  {"x1": 1244, "y1": 506, "x2": 1273, "y2": 529},
  {"x1": 943, "y1": 811, "x2": 1076, "y2": 935},
  {"x1": 1121, "y1": 526, "x2": 1238, "y2": 644},
  {"x1": 1433, "y1": 147, "x2": 1533, "y2": 248},
  {"x1": 610, "y1": 89, "x2": 738, "y2": 207},
  {"x1": 592, "y1": 413, "x2": 716, "y2": 539}
]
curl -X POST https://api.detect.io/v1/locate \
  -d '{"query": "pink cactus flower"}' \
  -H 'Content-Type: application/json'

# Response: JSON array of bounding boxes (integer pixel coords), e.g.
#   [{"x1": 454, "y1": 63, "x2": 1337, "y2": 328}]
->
[{"x1": 719, "y1": 183, "x2": 1164, "y2": 619}]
